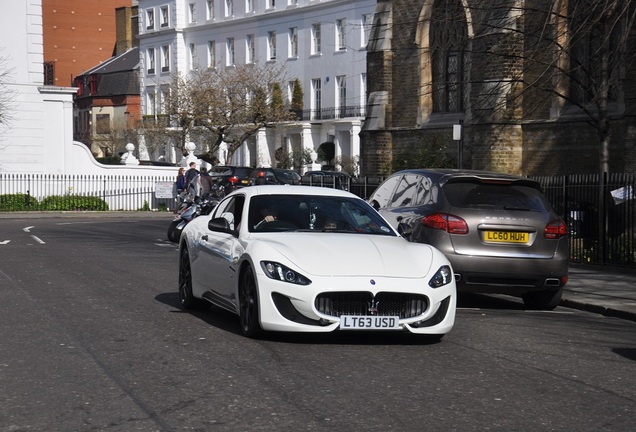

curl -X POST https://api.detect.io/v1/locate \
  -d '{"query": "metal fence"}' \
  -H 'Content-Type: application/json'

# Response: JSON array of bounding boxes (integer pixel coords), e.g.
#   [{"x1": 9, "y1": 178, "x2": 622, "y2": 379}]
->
[
  {"x1": 0, "y1": 174, "x2": 175, "y2": 211},
  {"x1": 533, "y1": 173, "x2": 636, "y2": 267},
  {"x1": 2, "y1": 172, "x2": 635, "y2": 268}
]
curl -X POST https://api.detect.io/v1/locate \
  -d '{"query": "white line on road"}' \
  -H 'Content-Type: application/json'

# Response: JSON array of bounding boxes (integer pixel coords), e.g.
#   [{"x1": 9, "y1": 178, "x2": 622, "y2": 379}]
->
[
  {"x1": 0, "y1": 240, "x2": 10, "y2": 245},
  {"x1": 23, "y1": 226, "x2": 35, "y2": 233},
  {"x1": 30, "y1": 235, "x2": 45, "y2": 244}
]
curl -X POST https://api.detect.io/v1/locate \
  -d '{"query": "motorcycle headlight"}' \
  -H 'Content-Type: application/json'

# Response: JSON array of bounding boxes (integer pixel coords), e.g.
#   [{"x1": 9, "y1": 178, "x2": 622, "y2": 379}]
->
[
  {"x1": 429, "y1": 265, "x2": 453, "y2": 288},
  {"x1": 261, "y1": 261, "x2": 311, "y2": 285}
]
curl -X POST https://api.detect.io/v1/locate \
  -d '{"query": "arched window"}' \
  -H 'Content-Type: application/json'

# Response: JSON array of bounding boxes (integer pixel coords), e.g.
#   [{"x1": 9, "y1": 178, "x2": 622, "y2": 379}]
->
[{"x1": 430, "y1": 0, "x2": 468, "y2": 113}]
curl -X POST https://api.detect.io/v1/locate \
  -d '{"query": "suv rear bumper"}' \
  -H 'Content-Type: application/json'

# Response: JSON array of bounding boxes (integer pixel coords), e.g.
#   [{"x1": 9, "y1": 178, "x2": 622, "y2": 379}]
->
[{"x1": 447, "y1": 254, "x2": 568, "y2": 295}]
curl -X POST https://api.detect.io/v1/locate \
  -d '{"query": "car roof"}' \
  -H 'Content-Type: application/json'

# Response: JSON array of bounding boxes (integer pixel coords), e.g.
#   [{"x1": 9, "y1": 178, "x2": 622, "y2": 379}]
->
[
  {"x1": 306, "y1": 170, "x2": 349, "y2": 176},
  {"x1": 228, "y1": 185, "x2": 358, "y2": 199},
  {"x1": 391, "y1": 168, "x2": 541, "y2": 189}
]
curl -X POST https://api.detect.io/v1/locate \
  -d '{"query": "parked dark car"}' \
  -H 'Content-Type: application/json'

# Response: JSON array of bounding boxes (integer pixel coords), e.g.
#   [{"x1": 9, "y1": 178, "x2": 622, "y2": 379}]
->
[
  {"x1": 369, "y1": 169, "x2": 569, "y2": 310},
  {"x1": 248, "y1": 168, "x2": 301, "y2": 185},
  {"x1": 208, "y1": 166, "x2": 254, "y2": 194},
  {"x1": 302, "y1": 170, "x2": 351, "y2": 191}
]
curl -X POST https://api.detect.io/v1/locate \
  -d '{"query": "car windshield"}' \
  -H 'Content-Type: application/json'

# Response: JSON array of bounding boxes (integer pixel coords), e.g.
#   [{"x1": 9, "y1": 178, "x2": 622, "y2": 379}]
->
[
  {"x1": 248, "y1": 194, "x2": 396, "y2": 235},
  {"x1": 444, "y1": 183, "x2": 549, "y2": 212},
  {"x1": 273, "y1": 169, "x2": 301, "y2": 181}
]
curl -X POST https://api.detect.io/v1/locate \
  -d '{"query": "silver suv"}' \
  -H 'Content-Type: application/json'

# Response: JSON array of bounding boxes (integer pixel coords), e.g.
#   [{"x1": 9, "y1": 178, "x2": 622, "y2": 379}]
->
[{"x1": 369, "y1": 169, "x2": 569, "y2": 310}]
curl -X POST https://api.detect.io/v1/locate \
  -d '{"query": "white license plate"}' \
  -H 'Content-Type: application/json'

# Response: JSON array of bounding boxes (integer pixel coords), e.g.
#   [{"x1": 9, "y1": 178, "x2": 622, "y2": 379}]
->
[{"x1": 340, "y1": 315, "x2": 401, "y2": 330}]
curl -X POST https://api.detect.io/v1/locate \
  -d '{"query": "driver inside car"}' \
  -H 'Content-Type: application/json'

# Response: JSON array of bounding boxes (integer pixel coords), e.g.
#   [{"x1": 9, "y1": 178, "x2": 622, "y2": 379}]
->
[{"x1": 254, "y1": 203, "x2": 279, "y2": 229}]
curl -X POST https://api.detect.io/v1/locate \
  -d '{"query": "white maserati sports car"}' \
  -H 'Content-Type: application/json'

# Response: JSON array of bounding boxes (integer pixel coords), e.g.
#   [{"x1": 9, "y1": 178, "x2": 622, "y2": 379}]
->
[{"x1": 178, "y1": 186, "x2": 456, "y2": 339}]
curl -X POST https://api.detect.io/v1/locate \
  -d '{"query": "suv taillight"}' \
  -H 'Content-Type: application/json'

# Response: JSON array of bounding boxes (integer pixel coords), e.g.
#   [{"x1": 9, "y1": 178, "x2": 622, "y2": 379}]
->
[
  {"x1": 228, "y1": 176, "x2": 239, "y2": 184},
  {"x1": 422, "y1": 213, "x2": 469, "y2": 234},
  {"x1": 544, "y1": 219, "x2": 567, "y2": 239}
]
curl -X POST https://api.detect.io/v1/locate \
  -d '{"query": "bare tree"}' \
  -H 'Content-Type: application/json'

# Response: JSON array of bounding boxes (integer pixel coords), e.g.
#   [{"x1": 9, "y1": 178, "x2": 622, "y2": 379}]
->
[
  {"x1": 0, "y1": 51, "x2": 15, "y2": 132},
  {"x1": 457, "y1": 0, "x2": 636, "y2": 174},
  {"x1": 161, "y1": 63, "x2": 296, "y2": 164}
]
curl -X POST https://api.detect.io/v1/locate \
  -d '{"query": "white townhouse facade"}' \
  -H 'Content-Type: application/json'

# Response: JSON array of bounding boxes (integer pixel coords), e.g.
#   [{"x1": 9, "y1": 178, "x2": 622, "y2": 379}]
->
[{"x1": 137, "y1": 0, "x2": 375, "y2": 171}]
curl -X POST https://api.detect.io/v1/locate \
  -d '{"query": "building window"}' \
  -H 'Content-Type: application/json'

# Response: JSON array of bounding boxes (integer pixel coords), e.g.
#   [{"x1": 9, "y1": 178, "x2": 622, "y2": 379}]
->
[
  {"x1": 160, "y1": 86, "x2": 170, "y2": 114},
  {"x1": 227, "y1": 38, "x2": 235, "y2": 66},
  {"x1": 336, "y1": 75, "x2": 346, "y2": 117},
  {"x1": 362, "y1": 14, "x2": 372, "y2": 47},
  {"x1": 146, "y1": 9, "x2": 154, "y2": 30},
  {"x1": 360, "y1": 73, "x2": 367, "y2": 113},
  {"x1": 95, "y1": 114, "x2": 111, "y2": 134},
  {"x1": 225, "y1": 0, "x2": 233, "y2": 17},
  {"x1": 267, "y1": 0, "x2": 276, "y2": 9},
  {"x1": 430, "y1": 0, "x2": 467, "y2": 113},
  {"x1": 147, "y1": 48, "x2": 155, "y2": 74},
  {"x1": 189, "y1": 3, "x2": 196, "y2": 23},
  {"x1": 336, "y1": 19, "x2": 346, "y2": 51},
  {"x1": 246, "y1": 34, "x2": 255, "y2": 64},
  {"x1": 288, "y1": 27, "x2": 298, "y2": 58},
  {"x1": 44, "y1": 61, "x2": 55, "y2": 85},
  {"x1": 189, "y1": 43, "x2": 197, "y2": 70},
  {"x1": 146, "y1": 89, "x2": 156, "y2": 115},
  {"x1": 246, "y1": 0, "x2": 254, "y2": 13},
  {"x1": 312, "y1": 78, "x2": 322, "y2": 119},
  {"x1": 161, "y1": 45, "x2": 170, "y2": 72},
  {"x1": 88, "y1": 75, "x2": 98, "y2": 94},
  {"x1": 311, "y1": 23, "x2": 321, "y2": 54},
  {"x1": 207, "y1": 0, "x2": 214, "y2": 20},
  {"x1": 160, "y1": 6, "x2": 169, "y2": 27},
  {"x1": 288, "y1": 0, "x2": 298, "y2": 5},
  {"x1": 268, "y1": 31, "x2": 277, "y2": 61},
  {"x1": 208, "y1": 41, "x2": 216, "y2": 67}
]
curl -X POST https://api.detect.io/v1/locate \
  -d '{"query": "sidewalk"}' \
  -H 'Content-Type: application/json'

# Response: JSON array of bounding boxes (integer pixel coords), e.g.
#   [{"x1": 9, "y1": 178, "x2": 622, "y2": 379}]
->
[{"x1": 563, "y1": 265, "x2": 636, "y2": 322}]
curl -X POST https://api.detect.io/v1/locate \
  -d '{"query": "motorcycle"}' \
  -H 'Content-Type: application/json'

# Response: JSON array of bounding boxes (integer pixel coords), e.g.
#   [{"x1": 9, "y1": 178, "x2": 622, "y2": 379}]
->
[{"x1": 167, "y1": 189, "x2": 222, "y2": 243}]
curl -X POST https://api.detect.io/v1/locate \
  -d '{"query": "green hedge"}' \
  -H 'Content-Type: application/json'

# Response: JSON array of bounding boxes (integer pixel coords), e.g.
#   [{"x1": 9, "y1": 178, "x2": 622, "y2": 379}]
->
[
  {"x1": 0, "y1": 194, "x2": 109, "y2": 211},
  {"x1": 39, "y1": 195, "x2": 109, "y2": 211},
  {"x1": 0, "y1": 194, "x2": 39, "y2": 211}
]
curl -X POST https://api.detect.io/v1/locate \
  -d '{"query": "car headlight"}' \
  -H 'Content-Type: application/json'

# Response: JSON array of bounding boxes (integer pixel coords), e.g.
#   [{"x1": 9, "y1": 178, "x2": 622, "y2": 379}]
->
[
  {"x1": 429, "y1": 265, "x2": 453, "y2": 288},
  {"x1": 261, "y1": 261, "x2": 312, "y2": 285}
]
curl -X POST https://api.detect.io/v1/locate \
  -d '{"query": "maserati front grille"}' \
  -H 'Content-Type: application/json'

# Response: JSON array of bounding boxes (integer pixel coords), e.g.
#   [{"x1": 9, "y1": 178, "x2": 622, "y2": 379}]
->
[{"x1": 315, "y1": 292, "x2": 429, "y2": 319}]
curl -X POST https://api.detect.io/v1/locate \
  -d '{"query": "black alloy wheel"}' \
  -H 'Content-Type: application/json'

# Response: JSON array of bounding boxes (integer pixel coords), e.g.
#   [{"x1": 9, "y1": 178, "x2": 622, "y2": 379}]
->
[
  {"x1": 239, "y1": 266, "x2": 262, "y2": 338},
  {"x1": 178, "y1": 247, "x2": 210, "y2": 310}
]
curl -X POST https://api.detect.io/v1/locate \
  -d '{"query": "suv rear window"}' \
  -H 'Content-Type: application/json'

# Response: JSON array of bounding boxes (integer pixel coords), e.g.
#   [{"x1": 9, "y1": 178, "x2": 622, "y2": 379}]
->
[{"x1": 443, "y1": 183, "x2": 548, "y2": 212}]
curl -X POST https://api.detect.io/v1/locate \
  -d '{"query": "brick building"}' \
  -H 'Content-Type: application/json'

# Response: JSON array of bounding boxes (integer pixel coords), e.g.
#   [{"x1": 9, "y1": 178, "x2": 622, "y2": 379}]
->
[
  {"x1": 360, "y1": 0, "x2": 636, "y2": 177},
  {"x1": 43, "y1": 0, "x2": 135, "y2": 87}
]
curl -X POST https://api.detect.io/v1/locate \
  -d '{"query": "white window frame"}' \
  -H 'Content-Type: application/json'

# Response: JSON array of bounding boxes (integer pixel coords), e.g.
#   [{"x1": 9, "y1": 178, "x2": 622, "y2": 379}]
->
[
  {"x1": 246, "y1": 34, "x2": 255, "y2": 64},
  {"x1": 208, "y1": 41, "x2": 217, "y2": 67},
  {"x1": 268, "y1": 31, "x2": 277, "y2": 61},
  {"x1": 189, "y1": 3, "x2": 197, "y2": 23},
  {"x1": 160, "y1": 6, "x2": 169, "y2": 27},
  {"x1": 225, "y1": 0, "x2": 233, "y2": 17},
  {"x1": 267, "y1": 0, "x2": 276, "y2": 9},
  {"x1": 246, "y1": 0, "x2": 254, "y2": 13},
  {"x1": 189, "y1": 43, "x2": 196, "y2": 70},
  {"x1": 161, "y1": 45, "x2": 170, "y2": 72},
  {"x1": 311, "y1": 23, "x2": 321, "y2": 54},
  {"x1": 146, "y1": 48, "x2": 155, "y2": 74},
  {"x1": 226, "y1": 37, "x2": 235, "y2": 66},
  {"x1": 362, "y1": 14, "x2": 372, "y2": 47},
  {"x1": 288, "y1": 27, "x2": 298, "y2": 58},
  {"x1": 312, "y1": 78, "x2": 322, "y2": 119},
  {"x1": 336, "y1": 75, "x2": 346, "y2": 117},
  {"x1": 146, "y1": 9, "x2": 155, "y2": 30},
  {"x1": 146, "y1": 88, "x2": 156, "y2": 115},
  {"x1": 336, "y1": 19, "x2": 346, "y2": 51},
  {"x1": 207, "y1": 0, "x2": 215, "y2": 20}
]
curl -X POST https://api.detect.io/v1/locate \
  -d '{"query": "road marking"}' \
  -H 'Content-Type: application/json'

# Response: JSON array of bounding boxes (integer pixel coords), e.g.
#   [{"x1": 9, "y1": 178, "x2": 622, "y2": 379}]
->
[
  {"x1": 23, "y1": 226, "x2": 35, "y2": 233},
  {"x1": 0, "y1": 240, "x2": 10, "y2": 245},
  {"x1": 31, "y1": 235, "x2": 45, "y2": 244}
]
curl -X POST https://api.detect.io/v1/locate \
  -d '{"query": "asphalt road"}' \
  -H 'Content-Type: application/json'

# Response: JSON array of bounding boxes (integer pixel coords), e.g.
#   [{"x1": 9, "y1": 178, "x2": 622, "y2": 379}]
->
[{"x1": 1, "y1": 215, "x2": 635, "y2": 431}]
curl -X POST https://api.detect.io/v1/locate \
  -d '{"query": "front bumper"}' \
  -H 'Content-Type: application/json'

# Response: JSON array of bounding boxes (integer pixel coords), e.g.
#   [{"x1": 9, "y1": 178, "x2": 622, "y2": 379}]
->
[{"x1": 254, "y1": 274, "x2": 456, "y2": 335}]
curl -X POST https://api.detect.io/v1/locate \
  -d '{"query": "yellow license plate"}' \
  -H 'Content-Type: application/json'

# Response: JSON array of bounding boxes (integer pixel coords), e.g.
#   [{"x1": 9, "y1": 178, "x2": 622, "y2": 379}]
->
[{"x1": 484, "y1": 231, "x2": 529, "y2": 243}]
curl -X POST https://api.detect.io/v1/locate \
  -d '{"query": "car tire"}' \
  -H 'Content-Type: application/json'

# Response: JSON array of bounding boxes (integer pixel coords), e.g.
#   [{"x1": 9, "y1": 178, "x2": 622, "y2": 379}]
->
[
  {"x1": 522, "y1": 287, "x2": 563, "y2": 310},
  {"x1": 239, "y1": 266, "x2": 262, "y2": 338},
  {"x1": 167, "y1": 220, "x2": 181, "y2": 243},
  {"x1": 178, "y1": 247, "x2": 211, "y2": 310}
]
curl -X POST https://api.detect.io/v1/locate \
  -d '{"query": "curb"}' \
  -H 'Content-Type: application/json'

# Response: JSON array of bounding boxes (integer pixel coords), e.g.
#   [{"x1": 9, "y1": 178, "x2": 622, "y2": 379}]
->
[{"x1": 560, "y1": 299, "x2": 636, "y2": 323}]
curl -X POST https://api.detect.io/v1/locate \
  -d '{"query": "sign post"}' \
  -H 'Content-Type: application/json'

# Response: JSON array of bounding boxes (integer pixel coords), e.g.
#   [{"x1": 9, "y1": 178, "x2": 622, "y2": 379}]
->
[{"x1": 453, "y1": 120, "x2": 463, "y2": 169}]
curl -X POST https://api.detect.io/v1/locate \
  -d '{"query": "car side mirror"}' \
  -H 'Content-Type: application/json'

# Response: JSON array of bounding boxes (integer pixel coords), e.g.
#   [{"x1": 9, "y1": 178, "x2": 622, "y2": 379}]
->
[
  {"x1": 208, "y1": 217, "x2": 236, "y2": 236},
  {"x1": 398, "y1": 222, "x2": 413, "y2": 240}
]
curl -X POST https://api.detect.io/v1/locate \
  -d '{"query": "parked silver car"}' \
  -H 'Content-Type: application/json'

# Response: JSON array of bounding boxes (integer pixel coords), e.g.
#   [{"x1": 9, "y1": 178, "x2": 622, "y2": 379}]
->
[{"x1": 369, "y1": 169, "x2": 569, "y2": 310}]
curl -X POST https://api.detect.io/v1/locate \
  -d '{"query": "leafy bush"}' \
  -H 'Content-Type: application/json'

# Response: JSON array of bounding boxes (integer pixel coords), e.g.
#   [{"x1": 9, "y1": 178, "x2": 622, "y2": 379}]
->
[
  {"x1": 0, "y1": 194, "x2": 39, "y2": 211},
  {"x1": 39, "y1": 195, "x2": 109, "y2": 211}
]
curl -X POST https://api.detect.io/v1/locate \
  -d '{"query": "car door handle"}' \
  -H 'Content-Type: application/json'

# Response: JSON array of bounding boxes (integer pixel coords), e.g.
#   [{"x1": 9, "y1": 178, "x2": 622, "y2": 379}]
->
[{"x1": 202, "y1": 235, "x2": 208, "y2": 241}]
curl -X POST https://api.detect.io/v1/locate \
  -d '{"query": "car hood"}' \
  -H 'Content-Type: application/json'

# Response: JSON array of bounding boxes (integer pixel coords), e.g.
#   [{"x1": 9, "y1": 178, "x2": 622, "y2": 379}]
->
[{"x1": 253, "y1": 233, "x2": 435, "y2": 278}]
